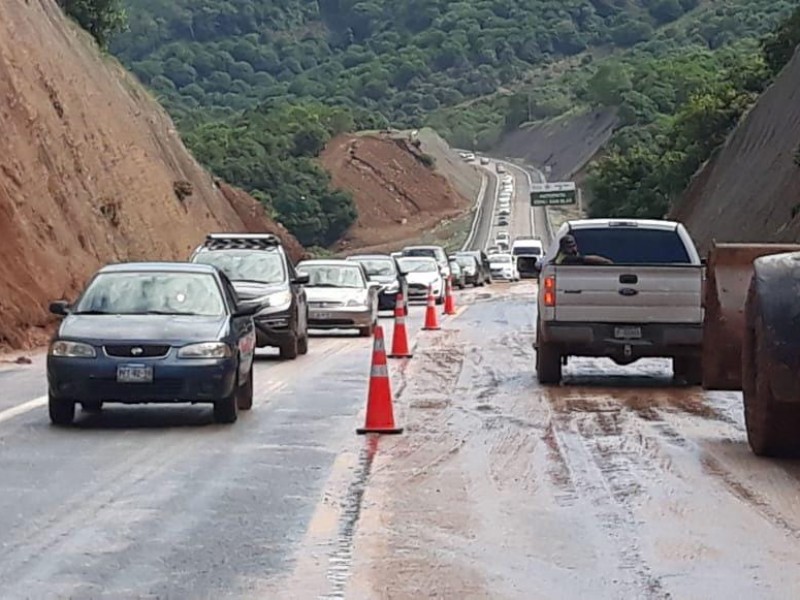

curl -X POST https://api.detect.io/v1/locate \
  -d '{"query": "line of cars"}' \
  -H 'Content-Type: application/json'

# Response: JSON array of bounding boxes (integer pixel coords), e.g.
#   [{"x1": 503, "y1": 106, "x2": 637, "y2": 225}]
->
[{"x1": 45, "y1": 235, "x2": 493, "y2": 427}]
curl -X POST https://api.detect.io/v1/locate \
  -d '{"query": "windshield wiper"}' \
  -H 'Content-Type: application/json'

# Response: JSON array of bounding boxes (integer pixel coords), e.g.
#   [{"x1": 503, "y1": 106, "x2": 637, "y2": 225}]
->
[
  {"x1": 231, "y1": 279, "x2": 278, "y2": 285},
  {"x1": 72, "y1": 310, "x2": 114, "y2": 315},
  {"x1": 145, "y1": 310, "x2": 201, "y2": 316}
]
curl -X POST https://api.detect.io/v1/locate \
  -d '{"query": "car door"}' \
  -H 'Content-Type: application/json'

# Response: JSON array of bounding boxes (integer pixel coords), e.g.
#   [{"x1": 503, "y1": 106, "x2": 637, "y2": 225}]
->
[
  {"x1": 286, "y1": 258, "x2": 308, "y2": 335},
  {"x1": 220, "y1": 273, "x2": 255, "y2": 382}
]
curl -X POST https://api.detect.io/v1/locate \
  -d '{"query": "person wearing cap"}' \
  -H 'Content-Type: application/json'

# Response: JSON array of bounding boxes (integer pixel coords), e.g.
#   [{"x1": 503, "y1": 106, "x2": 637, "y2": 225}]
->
[{"x1": 553, "y1": 234, "x2": 613, "y2": 265}]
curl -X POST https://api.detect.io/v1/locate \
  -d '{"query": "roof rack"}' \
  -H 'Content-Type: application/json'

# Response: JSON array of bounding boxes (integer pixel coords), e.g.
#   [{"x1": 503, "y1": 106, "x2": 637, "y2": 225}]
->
[{"x1": 201, "y1": 233, "x2": 281, "y2": 251}]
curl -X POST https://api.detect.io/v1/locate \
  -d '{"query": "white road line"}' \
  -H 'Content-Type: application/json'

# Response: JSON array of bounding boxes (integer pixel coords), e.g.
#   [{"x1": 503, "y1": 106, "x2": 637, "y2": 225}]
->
[{"x1": 0, "y1": 395, "x2": 47, "y2": 425}]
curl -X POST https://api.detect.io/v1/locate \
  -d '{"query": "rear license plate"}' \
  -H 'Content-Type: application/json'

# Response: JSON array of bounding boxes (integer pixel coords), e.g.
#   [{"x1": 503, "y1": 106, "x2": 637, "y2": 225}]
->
[
  {"x1": 614, "y1": 326, "x2": 642, "y2": 339},
  {"x1": 117, "y1": 364, "x2": 153, "y2": 383}
]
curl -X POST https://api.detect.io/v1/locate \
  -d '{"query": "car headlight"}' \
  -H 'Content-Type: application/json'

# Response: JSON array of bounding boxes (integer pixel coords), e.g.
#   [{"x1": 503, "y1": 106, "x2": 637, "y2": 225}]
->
[
  {"x1": 346, "y1": 298, "x2": 367, "y2": 307},
  {"x1": 177, "y1": 342, "x2": 232, "y2": 359},
  {"x1": 50, "y1": 340, "x2": 96, "y2": 358}
]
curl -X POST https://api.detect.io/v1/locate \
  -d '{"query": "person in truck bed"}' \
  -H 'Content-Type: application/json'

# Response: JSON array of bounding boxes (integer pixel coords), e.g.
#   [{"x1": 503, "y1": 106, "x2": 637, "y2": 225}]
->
[{"x1": 553, "y1": 234, "x2": 613, "y2": 266}]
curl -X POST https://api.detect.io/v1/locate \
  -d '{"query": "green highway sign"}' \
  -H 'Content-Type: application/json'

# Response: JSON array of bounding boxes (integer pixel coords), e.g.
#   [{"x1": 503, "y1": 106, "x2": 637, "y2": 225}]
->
[{"x1": 530, "y1": 182, "x2": 577, "y2": 206}]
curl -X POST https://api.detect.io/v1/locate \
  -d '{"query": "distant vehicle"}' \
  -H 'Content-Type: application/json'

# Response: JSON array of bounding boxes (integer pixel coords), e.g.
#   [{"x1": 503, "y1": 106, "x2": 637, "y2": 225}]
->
[
  {"x1": 536, "y1": 218, "x2": 704, "y2": 385},
  {"x1": 487, "y1": 245, "x2": 501, "y2": 255},
  {"x1": 401, "y1": 245, "x2": 451, "y2": 278},
  {"x1": 46, "y1": 262, "x2": 258, "y2": 426},
  {"x1": 497, "y1": 208, "x2": 511, "y2": 216},
  {"x1": 461, "y1": 152, "x2": 476, "y2": 162},
  {"x1": 455, "y1": 250, "x2": 492, "y2": 285},
  {"x1": 448, "y1": 256, "x2": 467, "y2": 289},
  {"x1": 511, "y1": 238, "x2": 544, "y2": 279},
  {"x1": 502, "y1": 175, "x2": 514, "y2": 184},
  {"x1": 346, "y1": 253, "x2": 408, "y2": 313},
  {"x1": 488, "y1": 253, "x2": 519, "y2": 281},
  {"x1": 295, "y1": 259, "x2": 380, "y2": 337},
  {"x1": 495, "y1": 231, "x2": 510, "y2": 246},
  {"x1": 453, "y1": 253, "x2": 481, "y2": 286},
  {"x1": 497, "y1": 215, "x2": 510, "y2": 226},
  {"x1": 398, "y1": 256, "x2": 445, "y2": 304},
  {"x1": 190, "y1": 233, "x2": 309, "y2": 359},
  {"x1": 480, "y1": 156, "x2": 490, "y2": 165},
  {"x1": 496, "y1": 164, "x2": 506, "y2": 173}
]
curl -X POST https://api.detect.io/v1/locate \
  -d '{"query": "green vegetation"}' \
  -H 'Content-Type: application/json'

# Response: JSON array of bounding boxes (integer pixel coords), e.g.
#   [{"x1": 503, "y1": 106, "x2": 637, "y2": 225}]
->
[
  {"x1": 57, "y1": 0, "x2": 128, "y2": 48},
  {"x1": 586, "y1": 2, "x2": 800, "y2": 218}
]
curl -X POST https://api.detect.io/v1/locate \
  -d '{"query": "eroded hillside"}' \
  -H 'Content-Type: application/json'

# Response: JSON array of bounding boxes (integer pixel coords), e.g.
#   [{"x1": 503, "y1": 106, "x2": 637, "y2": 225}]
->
[
  {"x1": 671, "y1": 47, "x2": 800, "y2": 253},
  {"x1": 321, "y1": 133, "x2": 475, "y2": 253},
  {"x1": 0, "y1": 0, "x2": 300, "y2": 350}
]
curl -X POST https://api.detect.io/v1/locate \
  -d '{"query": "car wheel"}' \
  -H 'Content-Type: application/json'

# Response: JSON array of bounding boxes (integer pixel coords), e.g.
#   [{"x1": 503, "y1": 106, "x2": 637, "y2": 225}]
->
[
  {"x1": 435, "y1": 295, "x2": 444, "y2": 305},
  {"x1": 214, "y1": 389, "x2": 238, "y2": 424},
  {"x1": 81, "y1": 401, "x2": 103, "y2": 413},
  {"x1": 49, "y1": 395, "x2": 75, "y2": 426},
  {"x1": 237, "y1": 367, "x2": 254, "y2": 411},
  {"x1": 298, "y1": 331, "x2": 309, "y2": 355},
  {"x1": 279, "y1": 335, "x2": 299, "y2": 359},
  {"x1": 536, "y1": 341, "x2": 562, "y2": 385}
]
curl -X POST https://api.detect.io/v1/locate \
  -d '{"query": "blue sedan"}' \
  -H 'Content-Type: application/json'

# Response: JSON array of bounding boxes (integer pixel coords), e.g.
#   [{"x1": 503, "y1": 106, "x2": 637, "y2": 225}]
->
[{"x1": 46, "y1": 262, "x2": 257, "y2": 425}]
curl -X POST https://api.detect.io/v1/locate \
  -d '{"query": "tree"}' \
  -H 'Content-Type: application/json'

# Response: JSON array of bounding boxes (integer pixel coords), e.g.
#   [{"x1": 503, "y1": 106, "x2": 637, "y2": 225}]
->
[
  {"x1": 586, "y1": 63, "x2": 631, "y2": 107},
  {"x1": 57, "y1": 0, "x2": 127, "y2": 48}
]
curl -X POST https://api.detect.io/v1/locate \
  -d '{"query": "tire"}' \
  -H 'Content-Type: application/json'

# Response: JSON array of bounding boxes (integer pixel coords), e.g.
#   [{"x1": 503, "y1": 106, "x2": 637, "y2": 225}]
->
[
  {"x1": 279, "y1": 334, "x2": 299, "y2": 359},
  {"x1": 298, "y1": 332, "x2": 309, "y2": 355},
  {"x1": 81, "y1": 400, "x2": 103, "y2": 413},
  {"x1": 673, "y1": 356, "x2": 702, "y2": 386},
  {"x1": 435, "y1": 295, "x2": 444, "y2": 305},
  {"x1": 536, "y1": 341, "x2": 562, "y2": 385},
  {"x1": 743, "y1": 300, "x2": 800, "y2": 457},
  {"x1": 214, "y1": 389, "x2": 238, "y2": 424},
  {"x1": 49, "y1": 395, "x2": 75, "y2": 426},
  {"x1": 237, "y1": 367, "x2": 254, "y2": 411},
  {"x1": 358, "y1": 320, "x2": 375, "y2": 337}
]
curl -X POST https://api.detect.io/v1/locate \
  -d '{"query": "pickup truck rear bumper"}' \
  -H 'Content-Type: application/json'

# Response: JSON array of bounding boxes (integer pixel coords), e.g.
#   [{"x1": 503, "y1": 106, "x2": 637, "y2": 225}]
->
[{"x1": 538, "y1": 321, "x2": 702, "y2": 362}]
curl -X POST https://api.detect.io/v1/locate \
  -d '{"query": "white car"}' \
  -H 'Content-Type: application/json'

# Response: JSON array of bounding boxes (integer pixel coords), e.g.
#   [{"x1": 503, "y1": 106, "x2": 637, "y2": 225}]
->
[
  {"x1": 397, "y1": 256, "x2": 445, "y2": 304},
  {"x1": 497, "y1": 207, "x2": 511, "y2": 216},
  {"x1": 495, "y1": 231, "x2": 510, "y2": 245},
  {"x1": 488, "y1": 254, "x2": 519, "y2": 281}
]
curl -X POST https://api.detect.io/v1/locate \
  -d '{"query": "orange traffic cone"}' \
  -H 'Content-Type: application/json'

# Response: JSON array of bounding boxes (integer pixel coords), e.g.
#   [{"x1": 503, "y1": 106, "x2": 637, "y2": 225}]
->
[
  {"x1": 357, "y1": 325, "x2": 403, "y2": 435},
  {"x1": 423, "y1": 285, "x2": 441, "y2": 330},
  {"x1": 444, "y1": 275, "x2": 456, "y2": 315},
  {"x1": 388, "y1": 292, "x2": 412, "y2": 358}
]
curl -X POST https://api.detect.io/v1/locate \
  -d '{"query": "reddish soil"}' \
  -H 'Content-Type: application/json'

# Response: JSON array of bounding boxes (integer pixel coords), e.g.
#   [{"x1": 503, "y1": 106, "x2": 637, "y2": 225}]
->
[
  {"x1": 320, "y1": 134, "x2": 472, "y2": 253},
  {"x1": 671, "y1": 48, "x2": 800, "y2": 253},
  {"x1": 0, "y1": 0, "x2": 300, "y2": 350}
]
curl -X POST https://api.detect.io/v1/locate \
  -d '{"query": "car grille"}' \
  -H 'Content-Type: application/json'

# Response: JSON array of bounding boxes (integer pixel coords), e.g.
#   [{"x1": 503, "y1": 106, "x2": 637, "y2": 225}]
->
[
  {"x1": 309, "y1": 301, "x2": 344, "y2": 308},
  {"x1": 104, "y1": 344, "x2": 170, "y2": 358},
  {"x1": 89, "y1": 379, "x2": 185, "y2": 400},
  {"x1": 409, "y1": 283, "x2": 429, "y2": 291}
]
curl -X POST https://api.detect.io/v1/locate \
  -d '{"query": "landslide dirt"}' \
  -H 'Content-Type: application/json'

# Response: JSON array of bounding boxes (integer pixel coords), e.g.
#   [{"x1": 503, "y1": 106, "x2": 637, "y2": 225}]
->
[
  {"x1": 671, "y1": 48, "x2": 800, "y2": 253},
  {"x1": 0, "y1": 0, "x2": 300, "y2": 351},
  {"x1": 320, "y1": 133, "x2": 475, "y2": 253},
  {"x1": 493, "y1": 108, "x2": 619, "y2": 179}
]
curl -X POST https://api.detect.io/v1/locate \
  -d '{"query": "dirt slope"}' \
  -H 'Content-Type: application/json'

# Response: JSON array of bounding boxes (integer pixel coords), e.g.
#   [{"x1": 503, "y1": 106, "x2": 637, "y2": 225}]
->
[
  {"x1": 320, "y1": 133, "x2": 473, "y2": 252},
  {"x1": 670, "y1": 49, "x2": 800, "y2": 253},
  {"x1": 0, "y1": 0, "x2": 300, "y2": 350},
  {"x1": 493, "y1": 108, "x2": 619, "y2": 179}
]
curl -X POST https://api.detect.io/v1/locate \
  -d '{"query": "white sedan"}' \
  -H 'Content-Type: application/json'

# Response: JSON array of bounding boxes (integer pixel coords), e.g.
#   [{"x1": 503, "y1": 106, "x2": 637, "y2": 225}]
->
[{"x1": 488, "y1": 254, "x2": 519, "y2": 281}]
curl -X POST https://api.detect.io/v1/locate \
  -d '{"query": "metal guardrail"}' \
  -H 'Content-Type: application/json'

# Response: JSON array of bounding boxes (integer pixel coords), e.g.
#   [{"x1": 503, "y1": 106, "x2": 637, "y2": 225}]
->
[{"x1": 461, "y1": 172, "x2": 489, "y2": 251}]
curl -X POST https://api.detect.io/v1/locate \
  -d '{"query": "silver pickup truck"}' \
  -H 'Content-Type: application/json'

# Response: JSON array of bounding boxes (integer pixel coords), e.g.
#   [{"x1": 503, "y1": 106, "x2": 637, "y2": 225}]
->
[{"x1": 535, "y1": 219, "x2": 704, "y2": 385}]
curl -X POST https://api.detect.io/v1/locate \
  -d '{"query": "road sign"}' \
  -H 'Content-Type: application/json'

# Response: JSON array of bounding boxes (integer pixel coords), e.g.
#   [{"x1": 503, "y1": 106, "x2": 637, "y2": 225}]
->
[{"x1": 530, "y1": 181, "x2": 577, "y2": 206}]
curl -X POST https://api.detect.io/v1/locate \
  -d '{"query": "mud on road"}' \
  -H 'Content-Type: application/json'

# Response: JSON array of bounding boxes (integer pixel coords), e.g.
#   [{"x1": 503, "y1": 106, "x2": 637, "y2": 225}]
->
[{"x1": 342, "y1": 282, "x2": 800, "y2": 600}]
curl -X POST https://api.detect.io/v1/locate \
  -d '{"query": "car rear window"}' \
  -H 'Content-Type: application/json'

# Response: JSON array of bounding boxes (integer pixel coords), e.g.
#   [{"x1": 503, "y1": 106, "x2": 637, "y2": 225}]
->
[
  {"x1": 571, "y1": 227, "x2": 692, "y2": 264},
  {"x1": 512, "y1": 246, "x2": 541, "y2": 256}
]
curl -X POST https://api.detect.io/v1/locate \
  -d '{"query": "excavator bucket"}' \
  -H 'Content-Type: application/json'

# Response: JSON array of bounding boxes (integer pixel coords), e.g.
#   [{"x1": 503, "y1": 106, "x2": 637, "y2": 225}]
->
[{"x1": 702, "y1": 242, "x2": 800, "y2": 390}]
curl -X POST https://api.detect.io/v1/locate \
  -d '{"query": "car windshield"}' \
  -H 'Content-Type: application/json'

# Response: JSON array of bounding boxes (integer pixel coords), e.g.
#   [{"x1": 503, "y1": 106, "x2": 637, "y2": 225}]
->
[
  {"x1": 350, "y1": 258, "x2": 396, "y2": 277},
  {"x1": 74, "y1": 272, "x2": 225, "y2": 316},
  {"x1": 192, "y1": 249, "x2": 285, "y2": 284},
  {"x1": 455, "y1": 256, "x2": 475, "y2": 268},
  {"x1": 403, "y1": 248, "x2": 444, "y2": 263},
  {"x1": 298, "y1": 264, "x2": 365, "y2": 288},
  {"x1": 398, "y1": 258, "x2": 438, "y2": 273},
  {"x1": 512, "y1": 246, "x2": 541, "y2": 256},
  {"x1": 571, "y1": 227, "x2": 692, "y2": 264},
  {"x1": 490, "y1": 256, "x2": 512, "y2": 264}
]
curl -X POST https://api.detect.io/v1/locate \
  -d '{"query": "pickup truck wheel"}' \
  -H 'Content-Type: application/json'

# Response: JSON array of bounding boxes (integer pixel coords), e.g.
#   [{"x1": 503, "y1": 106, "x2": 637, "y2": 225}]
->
[
  {"x1": 672, "y1": 356, "x2": 702, "y2": 386},
  {"x1": 536, "y1": 342, "x2": 562, "y2": 385},
  {"x1": 743, "y1": 306, "x2": 800, "y2": 457}
]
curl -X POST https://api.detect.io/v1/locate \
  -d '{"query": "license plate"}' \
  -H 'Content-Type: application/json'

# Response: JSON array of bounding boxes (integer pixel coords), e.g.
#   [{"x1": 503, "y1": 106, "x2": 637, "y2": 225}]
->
[
  {"x1": 314, "y1": 312, "x2": 332, "y2": 319},
  {"x1": 117, "y1": 364, "x2": 153, "y2": 383},
  {"x1": 614, "y1": 326, "x2": 642, "y2": 339}
]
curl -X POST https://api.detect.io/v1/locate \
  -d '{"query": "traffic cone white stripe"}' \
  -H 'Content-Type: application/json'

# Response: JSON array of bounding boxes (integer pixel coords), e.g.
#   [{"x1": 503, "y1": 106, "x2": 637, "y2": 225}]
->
[
  {"x1": 373, "y1": 337, "x2": 385, "y2": 352},
  {"x1": 371, "y1": 364, "x2": 389, "y2": 378}
]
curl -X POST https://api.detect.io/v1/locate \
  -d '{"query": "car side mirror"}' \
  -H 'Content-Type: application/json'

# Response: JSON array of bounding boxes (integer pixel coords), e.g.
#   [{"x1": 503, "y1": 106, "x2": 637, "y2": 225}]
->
[
  {"x1": 367, "y1": 281, "x2": 383, "y2": 290},
  {"x1": 292, "y1": 273, "x2": 310, "y2": 285},
  {"x1": 234, "y1": 303, "x2": 259, "y2": 317},
  {"x1": 49, "y1": 300, "x2": 70, "y2": 316}
]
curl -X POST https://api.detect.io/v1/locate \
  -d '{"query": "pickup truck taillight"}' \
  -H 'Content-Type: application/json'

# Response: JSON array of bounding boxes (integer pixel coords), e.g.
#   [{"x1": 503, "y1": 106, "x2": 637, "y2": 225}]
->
[{"x1": 543, "y1": 276, "x2": 556, "y2": 306}]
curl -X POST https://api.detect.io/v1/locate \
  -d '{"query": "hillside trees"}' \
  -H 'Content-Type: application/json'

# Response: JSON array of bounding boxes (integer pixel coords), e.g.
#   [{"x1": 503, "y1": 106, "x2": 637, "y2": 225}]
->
[{"x1": 57, "y1": 0, "x2": 127, "y2": 47}]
